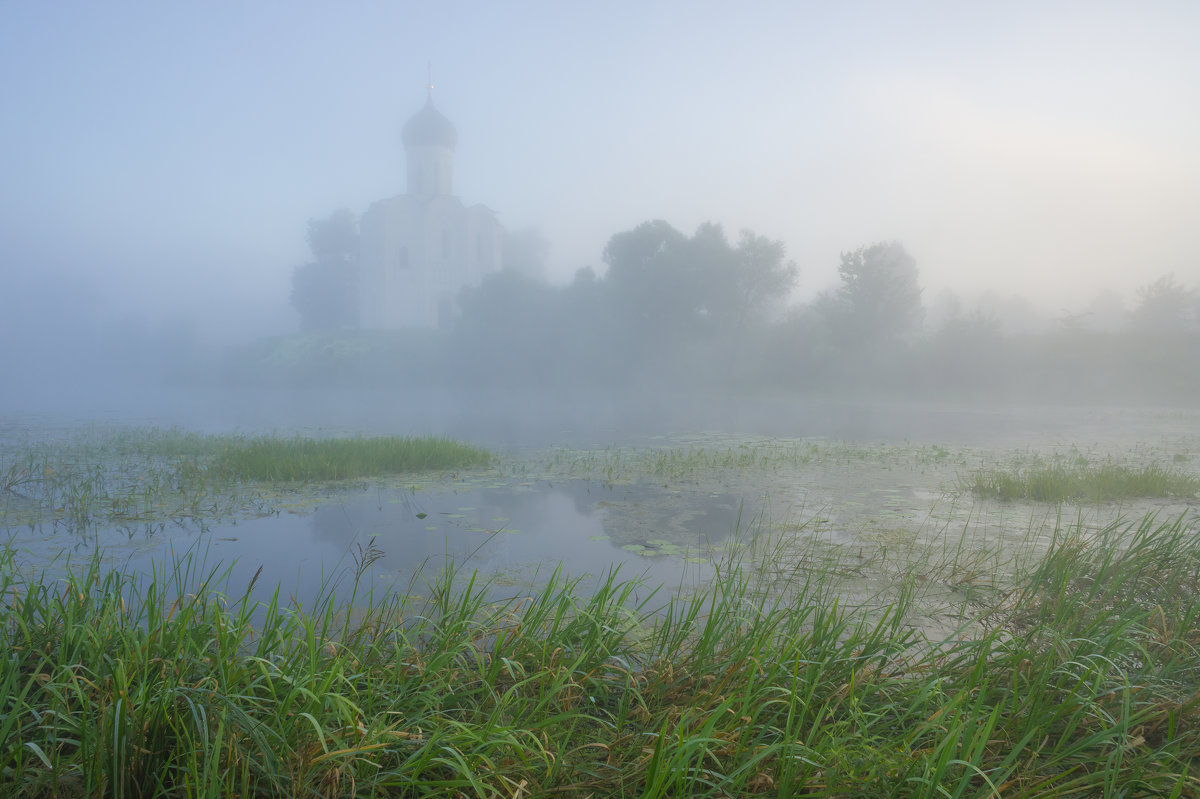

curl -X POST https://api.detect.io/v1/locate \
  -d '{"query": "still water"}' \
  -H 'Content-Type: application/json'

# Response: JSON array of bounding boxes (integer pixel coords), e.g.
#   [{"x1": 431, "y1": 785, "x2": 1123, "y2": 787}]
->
[
  {"x1": 180, "y1": 479, "x2": 735, "y2": 604},
  {"x1": 4, "y1": 388, "x2": 1199, "y2": 609},
  {"x1": 5, "y1": 472, "x2": 742, "y2": 607}
]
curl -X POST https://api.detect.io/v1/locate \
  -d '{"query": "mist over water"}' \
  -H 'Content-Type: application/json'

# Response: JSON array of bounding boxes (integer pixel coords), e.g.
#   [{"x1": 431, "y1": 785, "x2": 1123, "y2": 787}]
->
[
  {"x1": 2, "y1": 1, "x2": 1198, "y2": 618},
  {"x1": 5, "y1": 9, "x2": 1200, "y2": 792}
]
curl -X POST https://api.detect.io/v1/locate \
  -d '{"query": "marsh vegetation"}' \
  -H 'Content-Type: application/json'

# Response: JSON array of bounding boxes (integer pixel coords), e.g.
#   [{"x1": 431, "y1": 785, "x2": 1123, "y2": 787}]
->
[
  {"x1": 4, "y1": 513, "x2": 1200, "y2": 797},
  {"x1": 0, "y1": 429, "x2": 491, "y2": 533},
  {"x1": 963, "y1": 461, "x2": 1200, "y2": 503},
  {"x1": 2, "y1": 414, "x2": 1199, "y2": 796}
]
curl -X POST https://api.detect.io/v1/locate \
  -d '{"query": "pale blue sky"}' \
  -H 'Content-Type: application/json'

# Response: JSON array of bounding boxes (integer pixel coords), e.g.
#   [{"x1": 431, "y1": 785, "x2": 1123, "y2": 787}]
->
[{"x1": 2, "y1": 1, "x2": 1197, "y2": 339}]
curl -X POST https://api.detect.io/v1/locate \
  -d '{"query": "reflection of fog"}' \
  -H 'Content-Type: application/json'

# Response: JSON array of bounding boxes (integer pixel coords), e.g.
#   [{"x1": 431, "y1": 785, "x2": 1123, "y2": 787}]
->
[
  {"x1": 304, "y1": 483, "x2": 616, "y2": 574},
  {"x1": 278, "y1": 480, "x2": 728, "y2": 599},
  {"x1": 36, "y1": 476, "x2": 742, "y2": 612}
]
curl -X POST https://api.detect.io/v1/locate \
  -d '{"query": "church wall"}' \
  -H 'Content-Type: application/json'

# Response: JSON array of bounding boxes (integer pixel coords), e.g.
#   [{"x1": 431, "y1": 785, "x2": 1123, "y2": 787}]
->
[
  {"x1": 464, "y1": 205, "x2": 503, "y2": 284},
  {"x1": 357, "y1": 96, "x2": 503, "y2": 330},
  {"x1": 360, "y1": 195, "x2": 501, "y2": 329}
]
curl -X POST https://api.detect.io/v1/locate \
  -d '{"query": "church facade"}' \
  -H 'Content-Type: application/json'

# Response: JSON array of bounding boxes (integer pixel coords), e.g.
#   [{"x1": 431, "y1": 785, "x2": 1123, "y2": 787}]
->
[{"x1": 358, "y1": 92, "x2": 503, "y2": 329}]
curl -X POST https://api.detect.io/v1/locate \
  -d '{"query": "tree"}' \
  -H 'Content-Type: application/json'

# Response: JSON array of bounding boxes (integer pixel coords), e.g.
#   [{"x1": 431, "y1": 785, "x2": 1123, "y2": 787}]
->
[
  {"x1": 829, "y1": 241, "x2": 923, "y2": 346},
  {"x1": 731, "y1": 229, "x2": 797, "y2": 329},
  {"x1": 600, "y1": 220, "x2": 703, "y2": 352},
  {"x1": 1127, "y1": 273, "x2": 1195, "y2": 334},
  {"x1": 601, "y1": 220, "x2": 795, "y2": 335},
  {"x1": 502, "y1": 227, "x2": 550, "y2": 279},
  {"x1": 290, "y1": 209, "x2": 359, "y2": 331},
  {"x1": 597, "y1": 220, "x2": 798, "y2": 385},
  {"x1": 602, "y1": 220, "x2": 688, "y2": 284},
  {"x1": 451, "y1": 270, "x2": 560, "y2": 383}
]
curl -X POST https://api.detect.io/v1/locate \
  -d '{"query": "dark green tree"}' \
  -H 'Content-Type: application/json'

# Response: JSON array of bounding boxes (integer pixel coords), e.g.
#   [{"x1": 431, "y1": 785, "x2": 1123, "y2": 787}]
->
[{"x1": 290, "y1": 209, "x2": 359, "y2": 331}]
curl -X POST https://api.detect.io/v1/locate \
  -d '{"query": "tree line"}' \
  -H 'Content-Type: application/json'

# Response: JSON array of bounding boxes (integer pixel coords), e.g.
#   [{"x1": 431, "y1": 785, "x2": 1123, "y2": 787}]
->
[{"x1": 284, "y1": 211, "x2": 1199, "y2": 402}]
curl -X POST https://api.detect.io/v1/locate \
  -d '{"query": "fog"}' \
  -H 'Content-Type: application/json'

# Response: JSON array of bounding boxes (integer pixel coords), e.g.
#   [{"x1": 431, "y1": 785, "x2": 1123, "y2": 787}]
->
[{"x1": 2, "y1": 2, "x2": 1199, "y2": 427}]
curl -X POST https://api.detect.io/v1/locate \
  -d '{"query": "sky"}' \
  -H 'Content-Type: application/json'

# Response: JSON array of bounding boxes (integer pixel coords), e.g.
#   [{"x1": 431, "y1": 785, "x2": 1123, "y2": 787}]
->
[{"x1": 2, "y1": 1, "x2": 1198, "y2": 343}]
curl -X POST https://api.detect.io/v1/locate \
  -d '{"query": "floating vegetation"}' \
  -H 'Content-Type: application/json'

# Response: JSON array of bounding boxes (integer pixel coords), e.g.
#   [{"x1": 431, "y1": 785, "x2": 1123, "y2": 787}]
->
[{"x1": 533, "y1": 437, "x2": 953, "y2": 485}]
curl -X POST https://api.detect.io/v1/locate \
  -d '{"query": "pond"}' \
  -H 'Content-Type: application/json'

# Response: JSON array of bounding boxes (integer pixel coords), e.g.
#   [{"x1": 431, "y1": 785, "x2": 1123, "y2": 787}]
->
[
  {"x1": 138, "y1": 479, "x2": 735, "y2": 607},
  {"x1": 3, "y1": 393, "x2": 1200, "y2": 623}
]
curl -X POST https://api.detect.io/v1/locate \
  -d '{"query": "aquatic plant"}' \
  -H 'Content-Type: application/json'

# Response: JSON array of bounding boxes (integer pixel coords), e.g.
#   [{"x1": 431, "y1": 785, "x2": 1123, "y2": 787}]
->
[
  {"x1": 0, "y1": 428, "x2": 493, "y2": 533},
  {"x1": 963, "y1": 462, "x2": 1200, "y2": 503},
  {"x1": 3, "y1": 513, "x2": 1200, "y2": 796},
  {"x1": 532, "y1": 436, "x2": 968, "y2": 488},
  {"x1": 213, "y1": 434, "x2": 491, "y2": 482}
]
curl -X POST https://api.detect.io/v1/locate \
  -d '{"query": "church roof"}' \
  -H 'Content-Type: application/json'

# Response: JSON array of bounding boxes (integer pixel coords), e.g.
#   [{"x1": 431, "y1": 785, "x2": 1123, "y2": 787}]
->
[{"x1": 402, "y1": 95, "x2": 458, "y2": 150}]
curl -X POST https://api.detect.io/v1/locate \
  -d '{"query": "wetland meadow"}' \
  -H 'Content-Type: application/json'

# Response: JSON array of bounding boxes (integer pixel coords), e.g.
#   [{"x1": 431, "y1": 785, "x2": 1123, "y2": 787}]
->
[{"x1": 3, "y1": 398, "x2": 1200, "y2": 797}]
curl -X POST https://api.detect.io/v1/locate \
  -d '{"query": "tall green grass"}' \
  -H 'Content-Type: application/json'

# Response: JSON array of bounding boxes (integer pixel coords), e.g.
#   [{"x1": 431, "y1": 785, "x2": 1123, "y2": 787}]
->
[
  {"x1": 211, "y1": 435, "x2": 491, "y2": 481},
  {"x1": 4, "y1": 513, "x2": 1200, "y2": 797},
  {"x1": 963, "y1": 462, "x2": 1199, "y2": 503},
  {"x1": 0, "y1": 429, "x2": 492, "y2": 532}
]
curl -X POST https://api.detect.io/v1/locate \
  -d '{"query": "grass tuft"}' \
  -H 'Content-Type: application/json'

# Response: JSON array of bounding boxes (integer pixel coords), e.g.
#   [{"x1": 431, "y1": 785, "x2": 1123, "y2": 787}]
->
[
  {"x1": 963, "y1": 461, "x2": 1200, "y2": 503},
  {"x1": 0, "y1": 428, "x2": 492, "y2": 532},
  {"x1": 212, "y1": 434, "x2": 492, "y2": 482}
]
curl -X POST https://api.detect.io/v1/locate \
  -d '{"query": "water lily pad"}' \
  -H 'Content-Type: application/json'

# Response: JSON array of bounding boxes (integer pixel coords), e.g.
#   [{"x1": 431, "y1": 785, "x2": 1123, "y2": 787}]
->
[
  {"x1": 621, "y1": 544, "x2": 647, "y2": 552},
  {"x1": 588, "y1": 534, "x2": 612, "y2": 542}
]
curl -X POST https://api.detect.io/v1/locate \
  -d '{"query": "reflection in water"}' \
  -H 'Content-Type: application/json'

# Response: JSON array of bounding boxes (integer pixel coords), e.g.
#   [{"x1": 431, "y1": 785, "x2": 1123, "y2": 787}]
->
[
  {"x1": 13, "y1": 398, "x2": 1192, "y2": 611},
  {"x1": 109, "y1": 479, "x2": 740, "y2": 608}
]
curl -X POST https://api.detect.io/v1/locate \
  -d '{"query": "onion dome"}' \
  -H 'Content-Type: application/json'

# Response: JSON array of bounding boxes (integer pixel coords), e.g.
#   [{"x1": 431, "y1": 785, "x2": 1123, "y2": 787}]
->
[{"x1": 402, "y1": 95, "x2": 458, "y2": 150}]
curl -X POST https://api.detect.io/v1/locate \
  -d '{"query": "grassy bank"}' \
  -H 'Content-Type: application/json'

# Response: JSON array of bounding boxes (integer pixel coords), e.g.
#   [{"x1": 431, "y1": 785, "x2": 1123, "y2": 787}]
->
[{"x1": 3, "y1": 513, "x2": 1199, "y2": 797}]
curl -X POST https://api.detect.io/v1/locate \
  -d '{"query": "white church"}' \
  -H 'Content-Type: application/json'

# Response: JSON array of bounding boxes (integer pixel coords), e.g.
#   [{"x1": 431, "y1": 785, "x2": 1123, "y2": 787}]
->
[{"x1": 358, "y1": 90, "x2": 504, "y2": 329}]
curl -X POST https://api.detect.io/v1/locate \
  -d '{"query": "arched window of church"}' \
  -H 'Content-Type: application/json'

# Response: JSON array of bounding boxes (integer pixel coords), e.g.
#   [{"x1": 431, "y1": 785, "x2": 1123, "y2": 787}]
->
[{"x1": 442, "y1": 229, "x2": 451, "y2": 260}]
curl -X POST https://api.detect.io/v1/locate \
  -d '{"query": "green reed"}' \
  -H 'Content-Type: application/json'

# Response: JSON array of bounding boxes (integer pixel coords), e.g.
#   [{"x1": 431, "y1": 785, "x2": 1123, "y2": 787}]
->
[
  {"x1": 963, "y1": 462, "x2": 1200, "y2": 503},
  {"x1": 3, "y1": 512, "x2": 1199, "y2": 797},
  {"x1": 212, "y1": 435, "x2": 491, "y2": 482},
  {"x1": 0, "y1": 428, "x2": 492, "y2": 533}
]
